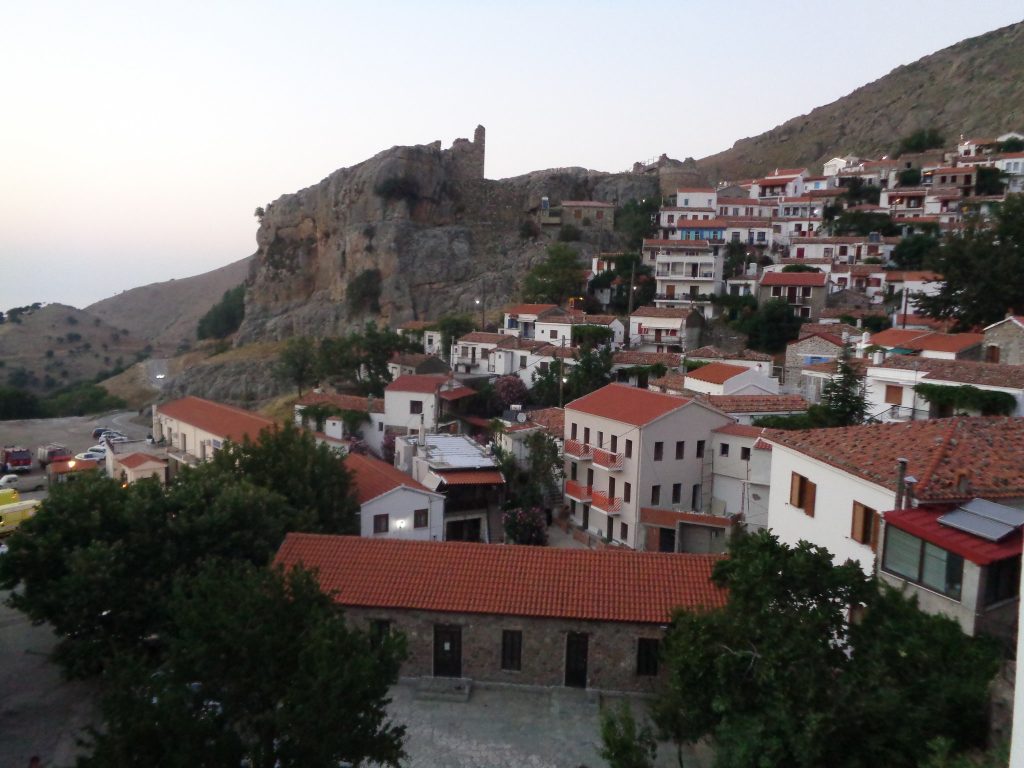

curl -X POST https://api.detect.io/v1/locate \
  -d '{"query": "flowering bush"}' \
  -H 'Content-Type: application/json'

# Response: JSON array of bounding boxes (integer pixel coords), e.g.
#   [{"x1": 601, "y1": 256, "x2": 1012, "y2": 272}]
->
[{"x1": 502, "y1": 506, "x2": 548, "y2": 546}]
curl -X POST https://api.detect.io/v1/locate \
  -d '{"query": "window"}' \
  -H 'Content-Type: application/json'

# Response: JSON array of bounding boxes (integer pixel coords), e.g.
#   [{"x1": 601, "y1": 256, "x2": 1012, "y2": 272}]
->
[
  {"x1": 501, "y1": 629, "x2": 523, "y2": 671},
  {"x1": 625, "y1": 439, "x2": 632, "y2": 458},
  {"x1": 623, "y1": 482, "x2": 631, "y2": 503},
  {"x1": 695, "y1": 440, "x2": 705, "y2": 458},
  {"x1": 771, "y1": 286, "x2": 781, "y2": 297},
  {"x1": 672, "y1": 483, "x2": 681, "y2": 504},
  {"x1": 596, "y1": 210, "x2": 604, "y2": 220},
  {"x1": 610, "y1": 435, "x2": 617, "y2": 453},
  {"x1": 691, "y1": 484, "x2": 701, "y2": 510},
  {"x1": 850, "y1": 502, "x2": 879, "y2": 550},
  {"x1": 884, "y1": 385, "x2": 903, "y2": 406},
  {"x1": 519, "y1": 355, "x2": 527, "y2": 369},
  {"x1": 570, "y1": 462, "x2": 578, "y2": 480},
  {"x1": 651, "y1": 485, "x2": 661, "y2": 505},
  {"x1": 636, "y1": 638, "x2": 659, "y2": 676},
  {"x1": 549, "y1": 330, "x2": 557, "y2": 339},
  {"x1": 373, "y1": 514, "x2": 389, "y2": 533},
  {"x1": 574, "y1": 209, "x2": 582, "y2": 219},
  {"x1": 571, "y1": 422, "x2": 578, "y2": 440},
  {"x1": 414, "y1": 508, "x2": 429, "y2": 529},
  {"x1": 882, "y1": 527, "x2": 963, "y2": 600},
  {"x1": 654, "y1": 441, "x2": 664, "y2": 461},
  {"x1": 789, "y1": 473, "x2": 816, "y2": 517},
  {"x1": 720, "y1": 443, "x2": 730, "y2": 457},
  {"x1": 370, "y1": 620, "x2": 391, "y2": 648},
  {"x1": 741, "y1": 446, "x2": 751, "y2": 461},
  {"x1": 378, "y1": 421, "x2": 383, "y2": 432},
  {"x1": 597, "y1": 431, "x2": 604, "y2": 448},
  {"x1": 410, "y1": 400, "x2": 423, "y2": 415},
  {"x1": 675, "y1": 440, "x2": 685, "y2": 459},
  {"x1": 584, "y1": 427, "x2": 590, "y2": 444},
  {"x1": 984, "y1": 557, "x2": 1021, "y2": 606},
  {"x1": 620, "y1": 522, "x2": 628, "y2": 540}
]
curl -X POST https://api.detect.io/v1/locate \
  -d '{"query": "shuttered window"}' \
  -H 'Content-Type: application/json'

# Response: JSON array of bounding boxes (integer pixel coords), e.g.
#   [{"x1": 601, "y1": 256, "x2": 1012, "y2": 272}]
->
[
  {"x1": 789, "y1": 473, "x2": 816, "y2": 517},
  {"x1": 851, "y1": 502, "x2": 879, "y2": 551}
]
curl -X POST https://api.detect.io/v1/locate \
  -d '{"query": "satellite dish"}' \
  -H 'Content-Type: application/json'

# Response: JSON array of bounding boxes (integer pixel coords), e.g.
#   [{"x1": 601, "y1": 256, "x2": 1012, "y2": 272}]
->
[{"x1": 517, "y1": 412, "x2": 528, "y2": 423}]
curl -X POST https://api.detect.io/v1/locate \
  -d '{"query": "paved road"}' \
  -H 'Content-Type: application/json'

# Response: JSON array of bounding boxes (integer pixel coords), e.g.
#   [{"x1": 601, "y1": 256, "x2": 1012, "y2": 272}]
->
[{"x1": 144, "y1": 358, "x2": 169, "y2": 390}]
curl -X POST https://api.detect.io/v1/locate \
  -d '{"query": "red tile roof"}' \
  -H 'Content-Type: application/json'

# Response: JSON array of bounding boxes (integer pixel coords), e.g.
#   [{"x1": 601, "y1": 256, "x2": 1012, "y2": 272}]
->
[
  {"x1": 527, "y1": 407, "x2": 564, "y2": 437},
  {"x1": 345, "y1": 452, "x2": 436, "y2": 504},
  {"x1": 50, "y1": 459, "x2": 100, "y2": 475},
  {"x1": 435, "y1": 469, "x2": 505, "y2": 486},
  {"x1": 700, "y1": 394, "x2": 809, "y2": 414},
  {"x1": 899, "y1": 333, "x2": 983, "y2": 354},
  {"x1": 766, "y1": 417, "x2": 1024, "y2": 502},
  {"x1": 385, "y1": 374, "x2": 468, "y2": 396},
  {"x1": 760, "y1": 272, "x2": 827, "y2": 287},
  {"x1": 560, "y1": 200, "x2": 614, "y2": 208},
  {"x1": 612, "y1": 351, "x2": 684, "y2": 367},
  {"x1": 648, "y1": 371, "x2": 688, "y2": 393},
  {"x1": 885, "y1": 507, "x2": 1022, "y2": 566},
  {"x1": 685, "y1": 362, "x2": 748, "y2": 385},
  {"x1": 630, "y1": 306, "x2": 699, "y2": 319},
  {"x1": 566, "y1": 383, "x2": 690, "y2": 427},
  {"x1": 274, "y1": 534, "x2": 726, "y2": 623},
  {"x1": 869, "y1": 328, "x2": 932, "y2": 348},
  {"x1": 640, "y1": 508, "x2": 734, "y2": 529},
  {"x1": 871, "y1": 356, "x2": 1024, "y2": 389},
  {"x1": 799, "y1": 323, "x2": 862, "y2": 341},
  {"x1": 156, "y1": 396, "x2": 275, "y2": 443},
  {"x1": 713, "y1": 423, "x2": 766, "y2": 438},
  {"x1": 686, "y1": 346, "x2": 773, "y2": 362},
  {"x1": 503, "y1": 303, "x2": 558, "y2": 316},
  {"x1": 675, "y1": 187, "x2": 716, "y2": 193},
  {"x1": 117, "y1": 452, "x2": 167, "y2": 469},
  {"x1": 297, "y1": 391, "x2": 384, "y2": 414},
  {"x1": 884, "y1": 271, "x2": 943, "y2": 282}
]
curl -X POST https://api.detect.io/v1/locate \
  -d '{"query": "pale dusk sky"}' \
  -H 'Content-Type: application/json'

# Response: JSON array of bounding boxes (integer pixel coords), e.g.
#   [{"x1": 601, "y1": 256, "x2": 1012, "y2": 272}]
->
[{"x1": 2, "y1": 1, "x2": 1021, "y2": 311}]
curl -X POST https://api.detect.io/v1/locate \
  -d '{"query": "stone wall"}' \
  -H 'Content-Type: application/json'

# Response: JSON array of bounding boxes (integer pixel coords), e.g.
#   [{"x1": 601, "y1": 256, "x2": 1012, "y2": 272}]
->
[
  {"x1": 983, "y1": 322, "x2": 1024, "y2": 366},
  {"x1": 343, "y1": 606, "x2": 666, "y2": 693},
  {"x1": 784, "y1": 335, "x2": 841, "y2": 386}
]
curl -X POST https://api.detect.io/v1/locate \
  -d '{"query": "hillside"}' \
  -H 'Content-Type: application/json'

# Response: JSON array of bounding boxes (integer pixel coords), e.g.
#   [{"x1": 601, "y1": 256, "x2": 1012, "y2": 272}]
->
[
  {"x1": 0, "y1": 303, "x2": 147, "y2": 394},
  {"x1": 697, "y1": 21, "x2": 1024, "y2": 181},
  {"x1": 86, "y1": 256, "x2": 253, "y2": 354}
]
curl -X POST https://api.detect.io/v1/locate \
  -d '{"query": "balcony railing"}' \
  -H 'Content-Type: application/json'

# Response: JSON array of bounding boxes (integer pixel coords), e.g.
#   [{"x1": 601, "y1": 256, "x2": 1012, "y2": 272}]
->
[
  {"x1": 591, "y1": 489, "x2": 623, "y2": 514},
  {"x1": 592, "y1": 448, "x2": 624, "y2": 470},
  {"x1": 565, "y1": 480, "x2": 593, "y2": 502},
  {"x1": 638, "y1": 331, "x2": 681, "y2": 343},
  {"x1": 564, "y1": 440, "x2": 593, "y2": 460}
]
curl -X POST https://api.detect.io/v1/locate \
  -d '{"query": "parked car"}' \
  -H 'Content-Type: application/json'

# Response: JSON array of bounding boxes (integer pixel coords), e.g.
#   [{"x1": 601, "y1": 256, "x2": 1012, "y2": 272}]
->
[
  {"x1": 92, "y1": 426, "x2": 113, "y2": 440},
  {"x1": 0, "y1": 473, "x2": 47, "y2": 492},
  {"x1": 87, "y1": 444, "x2": 108, "y2": 455},
  {"x1": 75, "y1": 451, "x2": 106, "y2": 462}
]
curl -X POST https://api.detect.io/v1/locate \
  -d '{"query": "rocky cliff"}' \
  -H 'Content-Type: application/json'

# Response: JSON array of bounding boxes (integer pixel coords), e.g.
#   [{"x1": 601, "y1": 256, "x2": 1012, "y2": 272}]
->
[
  {"x1": 236, "y1": 126, "x2": 676, "y2": 342},
  {"x1": 697, "y1": 21, "x2": 1024, "y2": 181}
]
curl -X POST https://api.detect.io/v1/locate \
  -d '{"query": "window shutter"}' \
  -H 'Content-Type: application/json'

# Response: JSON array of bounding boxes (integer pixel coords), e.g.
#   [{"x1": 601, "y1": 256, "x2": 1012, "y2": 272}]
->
[
  {"x1": 805, "y1": 481, "x2": 816, "y2": 517},
  {"x1": 851, "y1": 502, "x2": 865, "y2": 541},
  {"x1": 870, "y1": 510, "x2": 880, "y2": 552},
  {"x1": 790, "y1": 472, "x2": 801, "y2": 506}
]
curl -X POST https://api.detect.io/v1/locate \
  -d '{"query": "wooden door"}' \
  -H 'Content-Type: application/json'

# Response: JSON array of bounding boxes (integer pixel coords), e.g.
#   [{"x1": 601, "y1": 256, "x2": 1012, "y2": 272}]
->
[
  {"x1": 565, "y1": 632, "x2": 588, "y2": 688},
  {"x1": 434, "y1": 625, "x2": 462, "y2": 678}
]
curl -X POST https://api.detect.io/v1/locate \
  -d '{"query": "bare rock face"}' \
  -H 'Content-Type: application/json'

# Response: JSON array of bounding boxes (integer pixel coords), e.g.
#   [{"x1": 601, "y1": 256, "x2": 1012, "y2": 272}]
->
[{"x1": 236, "y1": 126, "x2": 663, "y2": 343}]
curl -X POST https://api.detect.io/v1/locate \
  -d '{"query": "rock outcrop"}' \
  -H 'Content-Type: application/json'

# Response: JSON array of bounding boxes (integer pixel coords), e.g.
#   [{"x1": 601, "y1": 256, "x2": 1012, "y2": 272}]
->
[{"x1": 236, "y1": 126, "x2": 666, "y2": 343}]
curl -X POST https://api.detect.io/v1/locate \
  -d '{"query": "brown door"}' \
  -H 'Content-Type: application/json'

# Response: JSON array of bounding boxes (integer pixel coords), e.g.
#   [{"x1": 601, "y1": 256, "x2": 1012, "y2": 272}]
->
[
  {"x1": 565, "y1": 632, "x2": 588, "y2": 688},
  {"x1": 666, "y1": 284, "x2": 675, "y2": 298},
  {"x1": 434, "y1": 625, "x2": 462, "y2": 678}
]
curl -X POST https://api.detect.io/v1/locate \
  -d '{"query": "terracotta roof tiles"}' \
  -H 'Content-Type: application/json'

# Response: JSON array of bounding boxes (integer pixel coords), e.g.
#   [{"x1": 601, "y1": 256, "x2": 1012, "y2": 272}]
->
[
  {"x1": 686, "y1": 346, "x2": 773, "y2": 362},
  {"x1": 298, "y1": 391, "x2": 384, "y2": 414},
  {"x1": 760, "y1": 272, "x2": 827, "y2": 287},
  {"x1": 700, "y1": 394, "x2": 808, "y2": 414},
  {"x1": 566, "y1": 383, "x2": 690, "y2": 427},
  {"x1": 156, "y1": 396, "x2": 275, "y2": 444},
  {"x1": 117, "y1": 452, "x2": 167, "y2": 469},
  {"x1": 344, "y1": 452, "x2": 437, "y2": 505},
  {"x1": 274, "y1": 534, "x2": 726, "y2": 624},
  {"x1": 685, "y1": 362, "x2": 748, "y2": 385},
  {"x1": 871, "y1": 356, "x2": 1024, "y2": 389}
]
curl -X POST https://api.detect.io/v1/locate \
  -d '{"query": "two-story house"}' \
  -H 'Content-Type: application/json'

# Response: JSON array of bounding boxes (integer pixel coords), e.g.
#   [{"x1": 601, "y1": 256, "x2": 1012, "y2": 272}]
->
[
  {"x1": 629, "y1": 306, "x2": 704, "y2": 353},
  {"x1": 758, "y1": 271, "x2": 829, "y2": 321},
  {"x1": 562, "y1": 383, "x2": 733, "y2": 550},
  {"x1": 383, "y1": 375, "x2": 476, "y2": 437},
  {"x1": 294, "y1": 391, "x2": 385, "y2": 457},
  {"x1": 345, "y1": 451, "x2": 445, "y2": 541},
  {"x1": 500, "y1": 304, "x2": 559, "y2": 339},
  {"x1": 982, "y1": 315, "x2": 1024, "y2": 365}
]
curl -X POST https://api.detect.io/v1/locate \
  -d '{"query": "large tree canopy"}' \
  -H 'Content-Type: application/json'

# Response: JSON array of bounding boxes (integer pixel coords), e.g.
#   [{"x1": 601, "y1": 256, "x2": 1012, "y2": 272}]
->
[
  {"x1": 522, "y1": 243, "x2": 585, "y2": 305},
  {"x1": 917, "y1": 195, "x2": 1024, "y2": 329},
  {"x1": 652, "y1": 531, "x2": 998, "y2": 768}
]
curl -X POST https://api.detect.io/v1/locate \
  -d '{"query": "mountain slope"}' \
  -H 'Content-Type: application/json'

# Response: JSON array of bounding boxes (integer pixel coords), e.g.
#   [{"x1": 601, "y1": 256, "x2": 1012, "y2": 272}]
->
[
  {"x1": 86, "y1": 256, "x2": 253, "y2": 354},
  {"x1": 697, "y1": 21, "x2": 1024, "y2": 181}
]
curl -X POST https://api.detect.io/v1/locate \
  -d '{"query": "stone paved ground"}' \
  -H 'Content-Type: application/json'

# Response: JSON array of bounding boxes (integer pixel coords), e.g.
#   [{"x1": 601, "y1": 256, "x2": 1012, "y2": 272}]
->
[{"x1": 387, "y1": 682, "x2": 711, "y2": 768}]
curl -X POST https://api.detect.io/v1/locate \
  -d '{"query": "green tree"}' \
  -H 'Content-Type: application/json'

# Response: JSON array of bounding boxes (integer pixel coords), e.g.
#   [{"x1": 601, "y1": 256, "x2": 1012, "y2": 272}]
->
[
  {"x1": 588, "y1": 253, "x2": 656, "y2": 313},
  {"x1": 898, "y1": 128, "x2": 945, "y2": 156},
  {"x1": 652, "y1": 531, "x2": 998, "y2": 768},
  {"x1": 916, "y1": 195, "x2": 1024, "y2": 329},
  {"x1": 781, "y1": 263, "x2": 821, "y2": 273},
  {"x1": 1000, "y1": 137, "x2": 1024, "y2": 153},
  {"x1": 831, "y1": 210, "x2": 897, "y2": 236},
  {"x1": 897, "y1": 168, "x2": 922, "y2": 187},
  {"x1": 842, "y1": 178, "x2": 882, "y2": 206},
  {"x1": 277, "y1": 337, "x2": 319, "y2": 396},
  {"x1": 502, "y1": 506, "x2": 548, "y2": 545},
  {"x1": 197, "y1": 284, "x2": 246, "y2": 340},
  {"x1": 79, "y1": 561, "x2": 406, "y2": 768},
  {"x1": 820, "y1": 343, "x2": 867, "y2": 425},
  {"x1": 615, "y1": 198, "x2": 660, "y2": 249},
  {"x1": 493, "y1": 374, "x2": 528, "y2": 408},
  {"x1": 599, "y1": 703, "x2": 658, "y2": 768},
  {"x1": 319, "y1": 323, "x2": 419, "y2": 396},
  {"x1": 522, "y1": 243, "x2": 585, "y2": 305},
  {"x1": 0, "y1": 386, "x2": 42, "y2": 419},
  {"x1": 974, "y1": 166, "x2": 1006, "y2": 196},
  {"x1": 891, "y1": 234, "x2": 941, "y2": 270},
  {"x1": 436, "y1": 314, "x2": 476, "y2": 358},
  {"x1": 736, "y1": 299, "x2": 804, "y2": 353}
]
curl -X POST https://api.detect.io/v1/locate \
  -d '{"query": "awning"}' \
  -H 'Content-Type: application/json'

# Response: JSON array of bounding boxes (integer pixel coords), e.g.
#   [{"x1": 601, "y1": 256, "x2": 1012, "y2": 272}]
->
[
  {"x1": 433, "y1": 470, "x2": 505, "y2": 486},
  {"x1": 439, "y1": 387, "x2": 476, "y2": 401}
]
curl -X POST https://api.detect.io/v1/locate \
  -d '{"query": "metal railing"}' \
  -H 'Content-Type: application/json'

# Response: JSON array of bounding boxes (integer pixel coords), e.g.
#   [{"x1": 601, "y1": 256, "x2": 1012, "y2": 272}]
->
[
  {"x1": 591, "y1": 489, "x2": 623, "y2": 514},
  {"x1": 564, "y1": 440, "x2": 593, "y2": 460},
  {"x1": 592, "y1": 448, "x2": 624, "y2": 470},
  {"x1": 565, "y1": 480, "x2": 593, "y2": 501}
]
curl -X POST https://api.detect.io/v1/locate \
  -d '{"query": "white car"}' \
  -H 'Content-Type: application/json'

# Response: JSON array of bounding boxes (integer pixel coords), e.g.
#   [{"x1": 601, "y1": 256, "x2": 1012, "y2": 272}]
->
[
  {"x1": 75, "y1": 451, "x2": 106, "y2": 462},
  {"x1": 87, "y1": 444, "x2": 108, "y2": 455},
  {"x1": 0, "y1": 473, "x2": 47, "y2": 492}
]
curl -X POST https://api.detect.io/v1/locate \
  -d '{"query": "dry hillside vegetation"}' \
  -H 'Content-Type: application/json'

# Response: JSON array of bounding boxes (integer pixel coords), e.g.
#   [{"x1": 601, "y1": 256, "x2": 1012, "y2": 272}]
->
[
  {"x1": 698, "y1": 21, "x2": 1024, "y2": 180},
  {"x1": 0, "y1": 304, "x2": 146, "y2": 395}
]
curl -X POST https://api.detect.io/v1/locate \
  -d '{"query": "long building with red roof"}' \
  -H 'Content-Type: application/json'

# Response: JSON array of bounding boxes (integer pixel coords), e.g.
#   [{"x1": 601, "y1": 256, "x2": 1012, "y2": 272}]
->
[{"x1": 274, "y1": 533, "x2": 725, "y2": 691}]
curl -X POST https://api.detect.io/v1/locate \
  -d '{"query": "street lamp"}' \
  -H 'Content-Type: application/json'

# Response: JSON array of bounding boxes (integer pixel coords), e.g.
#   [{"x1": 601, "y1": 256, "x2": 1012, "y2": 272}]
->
[{"x1": 475, "y1": 297, "x2": 485, "y2": 331}]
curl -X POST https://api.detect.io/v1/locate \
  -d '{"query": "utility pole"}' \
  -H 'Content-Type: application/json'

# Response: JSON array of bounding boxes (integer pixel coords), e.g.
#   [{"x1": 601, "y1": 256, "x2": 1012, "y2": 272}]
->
[
  {"x1": 558, "y1": 337, "x2": 565, "y2": 409},
  {"x1": 624, "y1": 262, "x2": 637, "y2": 349}
]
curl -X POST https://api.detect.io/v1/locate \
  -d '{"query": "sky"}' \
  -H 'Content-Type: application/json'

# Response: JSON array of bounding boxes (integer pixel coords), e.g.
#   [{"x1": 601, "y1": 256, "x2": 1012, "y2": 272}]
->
[{"x1": 2, "y1": 1, "x2": 1021, "y2": 312}]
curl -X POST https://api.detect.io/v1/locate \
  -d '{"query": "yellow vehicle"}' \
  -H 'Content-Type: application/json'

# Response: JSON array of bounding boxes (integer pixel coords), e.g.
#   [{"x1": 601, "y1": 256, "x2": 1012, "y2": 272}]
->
[
  {"x1": 0, "y1": 500, "x2": 40, "y2": 538},
  {"x1": 0, "y1": 488, "x2": 20, "y2": 506}
]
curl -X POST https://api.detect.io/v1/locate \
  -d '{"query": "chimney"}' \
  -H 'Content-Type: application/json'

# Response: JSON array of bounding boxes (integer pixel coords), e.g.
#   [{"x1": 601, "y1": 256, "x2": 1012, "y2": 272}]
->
[
  {"x1": 894, "y1": 458, "x2": 909, "y2": 509},
  {"x1": 956, "y1": 469, "x2": 971, "y2": 496},
  {"x1": 872, "y1": 350, "x2": 884, "y2": 365},
  {"x1": 904, "y1": 476, "x2": 917, "y2": 506}
]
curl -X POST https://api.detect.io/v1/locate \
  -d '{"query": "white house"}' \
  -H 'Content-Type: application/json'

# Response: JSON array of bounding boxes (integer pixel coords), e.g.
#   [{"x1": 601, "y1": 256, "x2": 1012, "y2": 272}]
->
[
  {"x1": 563, "y1": 383, "x2": 734, "y2": 551},
  {"x1": 685, "y1": 346, "x2": 774, "y2": 371},
  {"x1": 500, "y1": 303, "x2": 559, "y2": 339},
  {"x1": 765, "y1": 417, "x2": 1024, "y2": 575},
  {"x1": 629, "y1": 306, "x2": 704, "y2": 352},
  {"x1": 682, "y1": 362, "x2": 779, "y2": 396},
  {"x1": 294, "y1": 391, "x2": 386, "y2": 458},
  {"x1": 709, "y1": 424, "x2": 772, "y2": 531},
  {"x1": 383, "y1": 375, "x2": 476, "y2": 437},
  {"x1": 345, "y1": 451, "x2": 445, "y2": 541},
  {"x1": 397, "y1": 320, "x2": 444, "y2": 356}
]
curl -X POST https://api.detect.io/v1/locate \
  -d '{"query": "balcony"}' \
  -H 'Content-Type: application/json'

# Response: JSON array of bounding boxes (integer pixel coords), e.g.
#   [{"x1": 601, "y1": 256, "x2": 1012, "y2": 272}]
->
[
  {"x1": 564, "y1": 440, "x2": 593, "y2": 460},
  {"x1": 591, "y1": 489, "x2": 623, "y2": 514},
  {"x1": 638, "y1": 331, "x2": 681, "y2": 343},
  {"x1": 592, "y1": 448, "x2": 624, "y2": 470},
  {"x1": 565, "y1": 480, "x2": 593, "y2": 502}
]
